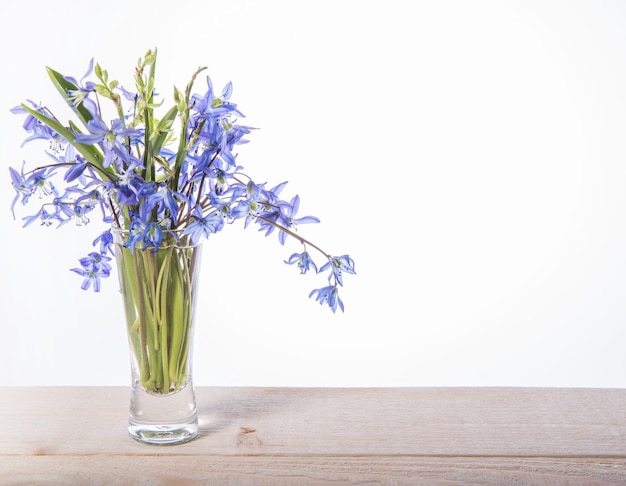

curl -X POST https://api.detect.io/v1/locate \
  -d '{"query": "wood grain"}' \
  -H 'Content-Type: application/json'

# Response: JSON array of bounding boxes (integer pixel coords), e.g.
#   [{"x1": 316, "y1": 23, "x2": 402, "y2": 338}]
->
[{"x1": 1, "y1": 387, "x2": 625, "y2": 484}]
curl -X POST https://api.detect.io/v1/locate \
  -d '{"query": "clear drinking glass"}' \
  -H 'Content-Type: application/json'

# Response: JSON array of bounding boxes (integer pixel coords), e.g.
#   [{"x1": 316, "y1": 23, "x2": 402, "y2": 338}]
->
[{"x1": 113, "y1": 228, "x2": 202, "y2": 445}]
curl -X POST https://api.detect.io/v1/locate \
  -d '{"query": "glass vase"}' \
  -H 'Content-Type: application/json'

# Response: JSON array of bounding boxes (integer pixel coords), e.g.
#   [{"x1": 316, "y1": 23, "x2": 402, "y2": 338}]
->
[{"x1": 113, "y1": 228, "x2": 202, "y2": 445}]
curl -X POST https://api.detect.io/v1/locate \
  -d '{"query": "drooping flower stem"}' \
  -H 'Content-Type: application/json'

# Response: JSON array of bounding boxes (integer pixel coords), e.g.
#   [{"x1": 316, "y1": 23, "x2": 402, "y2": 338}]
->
[
  {"x1": 257, "y1": 215, "x2": 332, "y2": 260},
  {"x1": 114, "y1": 231, "x2": 201, "y2": 394}
]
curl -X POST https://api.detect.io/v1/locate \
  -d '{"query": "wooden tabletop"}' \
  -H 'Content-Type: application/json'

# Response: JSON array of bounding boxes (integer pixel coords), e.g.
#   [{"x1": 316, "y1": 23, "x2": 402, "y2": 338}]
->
[{"x1": 1, "y1": 387, "x2": 625, "y2": 484}]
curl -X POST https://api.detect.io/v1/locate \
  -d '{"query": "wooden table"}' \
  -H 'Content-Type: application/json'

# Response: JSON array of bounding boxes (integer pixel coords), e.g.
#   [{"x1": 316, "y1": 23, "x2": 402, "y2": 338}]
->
[{"x1": 1, "y1": 387, "x2": 625, "y2": 484}]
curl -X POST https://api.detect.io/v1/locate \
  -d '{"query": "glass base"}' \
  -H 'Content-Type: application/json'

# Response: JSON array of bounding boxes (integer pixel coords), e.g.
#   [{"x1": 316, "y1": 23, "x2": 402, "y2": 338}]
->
[
  {"x1": 128, "y1": 382, "x2": 198, "y2": 446},
  {"x1": 128, "y1": 422, "x2": 198, "y2": 445}
]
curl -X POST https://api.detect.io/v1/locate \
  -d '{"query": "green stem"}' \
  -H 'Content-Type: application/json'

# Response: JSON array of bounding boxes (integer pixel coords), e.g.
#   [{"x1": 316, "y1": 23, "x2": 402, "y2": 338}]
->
[
  {"x1": 169, "y1": 252, "x2": 187, "y2": 385},
  {"x1": 117, "y1": 234, "x2": 198, "y2": 395},
  {"x1": 172, "y1": 66, "x2": 206, "y2": 192},
  {"x1": 156, "y1": 249, "x2": 173, "y2": 392},
  {"x1": 177, "y1": 250, "x2": 193, "y2": 385},
  {"x1": 133, "y1": 254, "x2": 150, "y2": 384},
  {"x1": 258, "y1": 215, "x2": 332, "y2": 260},
  {"x1": 143, "y1": 106, "x2": 152, "y2": 182}
]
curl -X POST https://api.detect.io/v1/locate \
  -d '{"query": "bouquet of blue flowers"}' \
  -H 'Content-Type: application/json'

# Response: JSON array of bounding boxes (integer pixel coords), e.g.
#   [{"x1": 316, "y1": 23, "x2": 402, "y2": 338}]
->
[{"x1": 9, "y1": 48, "x2": 355, "y2": 314}]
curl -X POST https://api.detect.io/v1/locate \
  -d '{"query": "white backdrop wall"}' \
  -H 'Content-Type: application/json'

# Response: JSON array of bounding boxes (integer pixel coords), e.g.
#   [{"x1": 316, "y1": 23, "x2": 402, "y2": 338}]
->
[{"x1": 1, "y1": 0, "x2": 626, "y2": 387}]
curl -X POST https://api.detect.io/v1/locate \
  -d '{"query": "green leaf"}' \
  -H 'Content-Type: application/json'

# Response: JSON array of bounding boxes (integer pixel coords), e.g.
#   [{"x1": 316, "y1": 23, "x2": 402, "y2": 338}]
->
[
  {"x1": 94, "y1": 85, "x2": 110, "y2": 97},
  {"x1": 46, "y1": 67, "x2": 95, "y2": 130},
  {"x1": 173, "y1": 87, "x2": 186, "y2": 112},
  {"x1": 149, "y1": 105, "x2": 178, "y2": 157},
  {"x1": 142, "y1": 49, "x2": 156, "y2": 67},
  {"x1": 68, "y1": 120, "x2": 85, "y2": 136}
]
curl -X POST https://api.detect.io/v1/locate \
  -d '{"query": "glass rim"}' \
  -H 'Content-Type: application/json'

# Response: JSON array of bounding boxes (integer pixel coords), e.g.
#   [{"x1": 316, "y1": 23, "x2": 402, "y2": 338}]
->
[{"x1": 110, "y1": 225, "x2": 202, "y2": 249}]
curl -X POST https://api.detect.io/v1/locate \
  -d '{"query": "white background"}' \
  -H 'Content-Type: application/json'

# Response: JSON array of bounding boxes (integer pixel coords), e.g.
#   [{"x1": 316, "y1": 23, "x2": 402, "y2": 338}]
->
[{"x1": 1, "y1": 0, "x2": 626, "y2": 388}]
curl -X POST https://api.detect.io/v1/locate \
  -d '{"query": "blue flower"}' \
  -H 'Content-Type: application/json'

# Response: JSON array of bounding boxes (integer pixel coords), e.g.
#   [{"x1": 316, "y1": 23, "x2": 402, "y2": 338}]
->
[
  {"x1": 320, "y1": 255, "x2": 356, "y2": 286},
  {"x1": 75, "y1": 118, "x2": 141, "y2": 169},
  {"x1": 206, "y1": 188, "x2": 247, "y2": 223},
  {"x1": 28, "y1": 167, "x2": 58, "y2": 199},
  {"x1": 257, "y1": 192, "x2": 320, "y2": 245},
  {"x1": 190, "y1": 76, "x2": 245, "y2": 119},
  {"x1": 120, "y1": 219, "x2": 164, "y2": 253},
  {"x1": 73, "y1": 203, "x2": 94, "y2": 226},
  {"x1": 64, "y1": 160, "x2": 87, "y2": 183},
  {"x1": 71, "y1": 186, "x2": 112, "y2": 223},
  {"x1": 79, "y1": 252, "x2": 112, "y2": 274},
  {"x1": 70, "y1": 252, "x2": 112, "y2": 292},
  {"x1": 9, "y1": 165, "x2": 33, "y2": 217},
  {"x1": 123, "y1": 219, "x2": 148, "y2": 252},
  {"x1": 143, "y1": 222, "x2": 164, "y2": 251},
  {"x1": 144, "y1": 183, "x2": 183, "y2": 225},
  {"x1": 285, "y1": 251, "x2": 318, "y2": 275},
  {"x1": 183, "y1": 205, "x2": 225, "y2": 244},
  {"x1": 282, "y1": 195, "x2": 321, "y2": 227},
  {"x1": 309, "y1": 285, "x2": 344, "y2": 313},
  {"x1": 63, "y1": 58, "x2": 97, "y2": 107},
  {"x1": 226, "y1": 180, "x2": 265, "y2": 227},
  {"x1": 22, "y1": 206, "x2": 60, "y2": 227},
  {"x1": 11, "y1": 101, "x2": 66, "y2": 150},
  {"x1": 93, "y1": 230, "x2": 114, "y2": 255},
  {"x1": 112, "y1": 172, "x2": 145, "y2": 208},
  {"x1": 44, "y1": 145, "x2": 88, "y2": 184}
]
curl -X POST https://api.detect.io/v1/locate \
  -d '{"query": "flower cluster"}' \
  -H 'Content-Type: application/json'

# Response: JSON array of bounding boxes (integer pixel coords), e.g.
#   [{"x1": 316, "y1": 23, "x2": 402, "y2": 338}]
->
[{"x1": 9, "y1": 49, "x2": 355, "y2": 312}]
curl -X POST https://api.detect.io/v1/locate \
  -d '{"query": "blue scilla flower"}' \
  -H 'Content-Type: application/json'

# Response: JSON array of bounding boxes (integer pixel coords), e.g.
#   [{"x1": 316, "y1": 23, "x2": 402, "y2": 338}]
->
[
  {"x1": 257, "y1": 193, "x2": 320, "y2": 245},
  {"x1": 44, "y1": 145, "x2": 87, "y2": 184},
  {"x1": 309, "y1": 285, "x2": 344, "y2": 313},
  {"x1": 143, "y1": 183, "x2": 183, "y2": 225},
  {"x1": 70, "y1": 252, "x2": 111, "y2": 292},
  {"x1": 11, "y1": 102, "x2": 66, "y2": 150},
  {"x1": 79, "y1": 252, "x2": 112, "y2": 274},
  {"x1": 63, "y1": 160, "x2": 87, "y2": 183},
  {"x1": 71, "y1": 187, "x2": 113, "y2": 224},
  {"x1": 75, "y1": 118, "x2": 141, "y2": 169},
  {"x1": 123, "y1": 218, "x2": 147, "y2": 252},
  {"x1": 121, "y1": 219, "x2": 164, "y2": 253},
  {"x1": 21, "y1": 206, "x2": 60, "y2": 227},
  {"x1": 63, "y1": 58, "x2": 97, "y2": 106},
  {"x1": 28, "y1": 167, "x2": 58, "y2": 200},
  {"x1": 284, "y1": 251, "x2": 318, "y2": 275},
  {"x1": 190, "y1": 77, "x2": 245, "y2": 120},
  {"x1": 9, "y1": 165, "x2": 33, "y2": 216},
  {"x1": 93, "y1": 230, "x2": 114, "y2": 255},
  {"x1": 183, "y1": 205, "x2": 225, "y2": 244},
  {"x1": 320, "y1": 255, "x2": 356, "y2": 287},
  {"x1": 143, "y1": 222, "x2": 164, "y2": 252}
]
